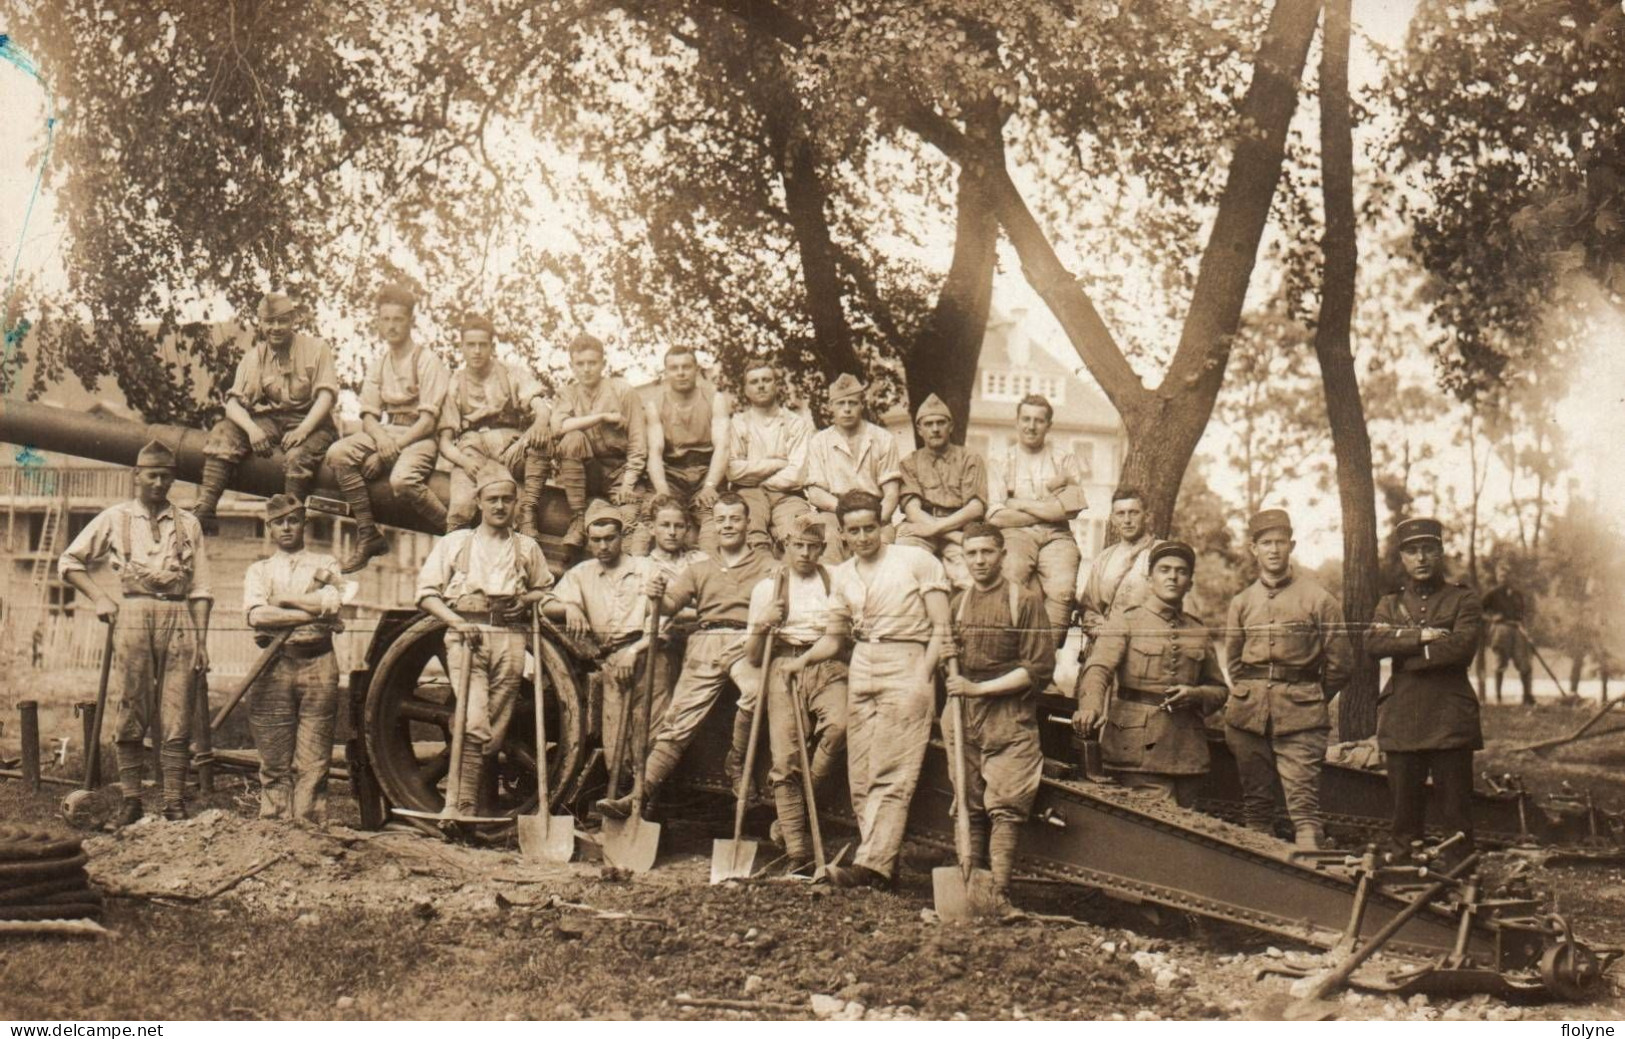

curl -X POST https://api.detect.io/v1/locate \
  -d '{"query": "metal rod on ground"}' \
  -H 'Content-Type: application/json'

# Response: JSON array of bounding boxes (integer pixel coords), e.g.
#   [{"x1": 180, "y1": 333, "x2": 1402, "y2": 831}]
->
[
  {"x1": 0, "y1": 768, "x2": 77, "y2": 788},
  {"x1": 84, "y1": 621, "x2": 115, "y2": 790},
  {"x1": 75, "y1": 702, "x2": 98, "y2": 788},
  {"x1": 192, "y1": 667, "x2": 214, "y2": 793},
  {"x1": 1284, "y1": 850, "x2": 1480, "y2": 1018},
  {"x1": 18, "y1": 700, "x2": 40, "y2": 792}
]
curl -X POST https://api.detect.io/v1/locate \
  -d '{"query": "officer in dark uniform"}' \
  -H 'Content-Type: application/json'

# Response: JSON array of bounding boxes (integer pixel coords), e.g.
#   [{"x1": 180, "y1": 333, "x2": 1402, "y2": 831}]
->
[
  {"x1": 1367, "y1": 518, "x2": 1484, "y2": 862},
  {"x1": 1074, "y1": 540, "x2": 1229, "y2": 807}
]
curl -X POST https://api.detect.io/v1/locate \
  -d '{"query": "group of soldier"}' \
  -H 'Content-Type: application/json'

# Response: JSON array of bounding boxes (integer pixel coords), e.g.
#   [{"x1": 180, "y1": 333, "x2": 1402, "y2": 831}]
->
[{"x1": 55, "y1": 285, "x2": 1487, "y2": 921}]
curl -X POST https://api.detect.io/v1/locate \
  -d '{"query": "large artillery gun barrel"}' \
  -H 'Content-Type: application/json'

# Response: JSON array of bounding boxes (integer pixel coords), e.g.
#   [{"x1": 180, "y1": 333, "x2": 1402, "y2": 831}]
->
[{"x1": 0, "y1": 399, "x2": 573, "y2": 539}]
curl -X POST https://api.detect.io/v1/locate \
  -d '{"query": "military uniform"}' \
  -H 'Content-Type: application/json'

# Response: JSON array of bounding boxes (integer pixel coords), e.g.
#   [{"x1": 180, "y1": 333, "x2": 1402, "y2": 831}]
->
[
  {"x1": 989, "y1": 440, "x2": 1086, "y2": 649},
  {"x1": 1483, "y1": 582, "x2": 1533, "y2": 704},
  {"x1": 1367, "y1": 518, "x2": 1484, "y2": 854},
  {"x1": 1222, "y1": 511, "x2": 1353, "y2": 844},
  {"x1": 948, "y1": 572, "x2": 1051, "y2": 900},
  {"x1": 415, "y1": 467, "x2": 555, "y2": 812},
  {"x1": 550, "y1": 509, "x2": 663, "y2": 787},
  {"x1": 59, "y1": 440, "x2": 213, "y2": 820},
  {"x1": 439, "y1": 360, "x2": 549, "y2": 532},
  {"x1": 724, "y1": 402, "x2": 815, "y2": 552},
  {"x1": 827, "y1": 542, "x2": 951, "y2": 881},
  {"x1": 242, "y1": 495, "x2": 352, "y2": 823},
  {"x1": 805, "y1": 374, "x2": 903, "y2": 562},
  {"x1": 551, "y1": 373, "x2": 647, "y2": 544},
  {"x1": 896, "y1": 394, "x2": 989, "y2": 590},
  {"x1": 1078, "y1": 536, "x2": 1158, "y2": 638},
  {"x1": 1078, "y1": 543, "x2": 1227, "y2": 807},
  {"x1": 745, "y1": 515, "x2": 850, "y2": 866},
  {"x1": 195, "y1": 293, "x2": 339, "y2": 527},
  {"x1": 325, "y1": 338, "x2": 451, "y2": 549},
  {"x1": 650, "y1": 376, "x2": 722, "y2": 555}
]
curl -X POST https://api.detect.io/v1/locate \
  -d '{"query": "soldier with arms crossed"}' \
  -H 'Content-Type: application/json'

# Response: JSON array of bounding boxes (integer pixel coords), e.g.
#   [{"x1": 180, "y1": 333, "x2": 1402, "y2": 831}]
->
[{"x1": 895, "y1": 393, "x2": 988, "y2": 590}]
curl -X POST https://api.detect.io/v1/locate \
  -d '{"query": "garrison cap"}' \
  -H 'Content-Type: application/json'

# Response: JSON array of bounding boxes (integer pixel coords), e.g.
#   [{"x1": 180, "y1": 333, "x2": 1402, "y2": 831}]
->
[
  {"x1": 583, "y1": 498, "x2": 625, "y2": 531},
  {"x1": 828, "y1": 372, "x2": 866, "y2": 404},
  {"x1": 1149, "y1": 540, "x2": 1196, "y2": 570},
  {"x1": 256, "y1": 291, "x2": 298, "y2": 320},
  {"x1": 786, "y1": 511, "x2": 827, "y2": 544},
  {"x1": 914, "y1": 393, "x2": 952, "y2": 423},
  {"x1": 1248, "y1": 508, "x2": 1293, "y2": 540},
  {"x1": 264, "y1": 493, "x2": 304, "y2": 521},
  {"x1": 1396, "y1": 517, "x2": 1444, "y2": 547},
  {"x1": 473, "y1": 462, "x2": 518, "y2": 496},
  {"x1": 134, "y1": 439, "x2": 177, "y2": 470}
]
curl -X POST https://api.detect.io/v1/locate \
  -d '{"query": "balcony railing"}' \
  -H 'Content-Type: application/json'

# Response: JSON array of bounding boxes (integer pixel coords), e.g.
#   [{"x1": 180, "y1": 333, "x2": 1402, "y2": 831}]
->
[{"x1": 0, "y1": 466, "x2": 131, "y2": 501}]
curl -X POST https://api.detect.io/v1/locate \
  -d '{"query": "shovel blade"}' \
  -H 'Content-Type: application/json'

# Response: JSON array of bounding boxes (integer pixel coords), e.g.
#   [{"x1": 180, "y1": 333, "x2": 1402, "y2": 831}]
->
[
  {"x1": 932, "y1": 866, "x2": 1002, "y2": 922},
  {"x1": 710, "y1": 838, "x2": 759, "y2": 884},
  {"x1": 518, "y1": 813, "x2": 576, "y2": 863},
  {"x1": 603, "y1": 815, "x2": 661, "y2": 872}
]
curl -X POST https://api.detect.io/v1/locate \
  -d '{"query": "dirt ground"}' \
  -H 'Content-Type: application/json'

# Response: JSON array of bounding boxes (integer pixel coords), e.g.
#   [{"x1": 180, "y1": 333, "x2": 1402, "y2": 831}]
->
[{"x1": 3, "y1": 671, "x2": 1625, "y2": 1021}]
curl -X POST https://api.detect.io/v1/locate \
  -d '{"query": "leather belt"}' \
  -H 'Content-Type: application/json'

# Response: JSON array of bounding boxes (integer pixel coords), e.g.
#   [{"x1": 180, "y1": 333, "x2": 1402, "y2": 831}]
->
[
  {"x1": 698, "y1": 620, "x2": 747, "y2": 631},
  {"x1": 923, "y1": 502, "x2": 963, "y2": 518},
  {"x1": 1232, "y1": 662, "x2": 1321, "y2": 684},
  {"x1": 851, "y1": 633, "x2": 927, "y2": 646},
  {"x1": 124, "y1": 592, "x2": 187, "y2": 602},
  {"x1": 450, "y1": 610, "x2": 526, "y2": 629},
  {"x1": 282, "y1": 638, "x2": 335, "y2": 659},
  {"x1": 1115, "y1": 686, "x2": 1173, "y2": 708}
]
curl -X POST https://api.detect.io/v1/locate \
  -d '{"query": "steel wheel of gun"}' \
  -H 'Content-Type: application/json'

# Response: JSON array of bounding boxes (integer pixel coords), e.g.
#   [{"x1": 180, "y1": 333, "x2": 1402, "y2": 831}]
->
[{"x1": 362, "y1": 613, "x2": 588, "y2": 838}]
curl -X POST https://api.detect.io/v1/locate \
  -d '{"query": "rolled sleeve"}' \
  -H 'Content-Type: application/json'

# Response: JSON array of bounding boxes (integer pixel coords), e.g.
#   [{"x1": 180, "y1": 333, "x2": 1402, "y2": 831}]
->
[
  {"x1": 58, "y1": 513, "x2": 111, "y2": 577},
  {"x1": 438, "y1": 375, "x2": 465, "y2": 434},
  {"x1": 520, "y1": 540, "x2": 555, "y2": 594},
  {"x1": 242, "y1": 559, "x2": 271, "y2": 625},
  {"x1": 225, "y1": 350, "x2": 258, "y2": 406},
  {"x1": 309, "y1": 339, "x2": 341, "y2": 399},
  {"x1": 417, "y1": 353, "x2": 450, "y2": 416},
  {"x1": 1016, "y1": 589, "x2": 1054, "y2": 693},
  {"x1": 912, "y1": 551, "x2": 951, "y2": 598},
  {"x1": 621, "y1": 383, "x2": 647, "y2": 477},
  {"x1": 899, "y1": 454, "x2": 924, "y2": 505},
  {"x1": 874, "y1": 432, "x2": 903, "y2": 488},
  {"x1": 415, "y1": 535, "x2": 458, "y2": 605},
  {"x1": 986, "y1": 454, "x2": 1011, "y2": 517},
  {"x1": 765, "y1": 415, "x2": 809, "y2": 491},
  {"x1": 185, "y1": 517, "x2": 213, "y2": 600},
  {"x1": 961, "y1": 451, "x2": 988, "y2": 506},
  {"x1": 549, "y1": 384, "x2": 582, "y2": 434},
  {"x1": 358, "y1": 355, "x2": 385, "y2": 417}
]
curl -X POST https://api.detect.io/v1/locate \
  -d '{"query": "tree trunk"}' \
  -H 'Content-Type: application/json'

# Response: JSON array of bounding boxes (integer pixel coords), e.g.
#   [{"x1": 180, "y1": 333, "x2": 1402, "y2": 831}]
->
[
  {"x1": 1311, "y1": 0, "x2": 1381, "y2": 741},
  {"x1": 905, "y1": 105, "x2": 1003, "y2": 441}
]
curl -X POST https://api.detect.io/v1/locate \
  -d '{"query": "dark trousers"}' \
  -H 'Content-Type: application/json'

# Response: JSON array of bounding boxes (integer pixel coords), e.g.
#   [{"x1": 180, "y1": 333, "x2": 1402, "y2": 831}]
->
[{"x1": 1386, "y1": 747, "x2": 1475, "y2": 850}]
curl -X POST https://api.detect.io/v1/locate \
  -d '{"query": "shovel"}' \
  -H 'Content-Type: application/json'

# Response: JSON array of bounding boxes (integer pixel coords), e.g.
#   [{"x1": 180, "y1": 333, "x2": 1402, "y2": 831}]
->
[
  {"x1": 787, "y1": 672, "x2": 828, "y2": 881},
  {"x1": 518, "y1": 609, "x2": 573, "y2": 862},
  {"x1": 602, "y1": 591, "x2": 663, "y2": 872},
  {"x1": 711, "y1": 574, "x2": 782, "y2": 883},
  {"x1": 933, "y1": 661, "x2": 1001, "y2": 921},
  {"x1": 393, "y1": 629, "x2": 508, "y2": 826}
]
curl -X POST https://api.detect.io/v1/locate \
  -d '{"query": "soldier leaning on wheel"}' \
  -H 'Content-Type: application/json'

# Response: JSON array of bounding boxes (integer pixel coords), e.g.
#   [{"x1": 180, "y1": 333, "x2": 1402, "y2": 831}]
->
[
  {"x1": 1221, "y1": 509, "x2": 1353, "y2": 850},
  {"x1": 59, "y1": 440, "x2": 213, "y2": 825},
  {"x1": 415, "y1": 464, "x2": 555, "y2": 816},
  {"x1": 242, "y1": 494, "x2": 355, "y2": 825},
  {"x1": 192, "y1": 292, "x2": 339, "y2": 535},
  {"x1": 944, "y1": 522, "x2": 1051, "y2": 922},
  {"x1": 1366, "y1": 517, "x2": 1484, "y2": 866},
  {"x1": 1073, "y1": 541, "x2": 1227, "y2": 808}
]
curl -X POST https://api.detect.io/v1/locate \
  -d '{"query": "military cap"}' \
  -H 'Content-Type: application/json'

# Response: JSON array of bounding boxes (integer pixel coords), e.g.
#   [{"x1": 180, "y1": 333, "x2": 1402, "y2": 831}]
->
[
  {"x1": 583, "y1": 498, "x2": 625, "y2": 531},
  {"x1": 1395, "y1": 517, "x2": 1444, "y2": 547},
  {"x1": 914, "y1": 393, "x2": 952, "y2": 423},
  {"x1": 461, "y1": 313, "x2": 496, "y2": 337},
  {"x1": 473, "y1": 462, "x2": 518, "y2": 496},
  {"x1": 1149, "y1": 540, "x2": 1196, "y2": 570},
  {"x1": 828, "y1": 372, "x2": 866, "y2": 403},
  {"x1": 786, "y1": 511, "x2": 827, "y2": 544},
  {"x1": 134, "y1": 439, "x2": 177, "y2": 470},
  {"x1": 1248, "y1": 508, "x2": 1293, "y2": 540},
  {"x1": 256, "y1": 291, "x2": 298, "y2": 320},
  {"x1": 264, "y1": 493, "x2": 304, "y2": 521}
]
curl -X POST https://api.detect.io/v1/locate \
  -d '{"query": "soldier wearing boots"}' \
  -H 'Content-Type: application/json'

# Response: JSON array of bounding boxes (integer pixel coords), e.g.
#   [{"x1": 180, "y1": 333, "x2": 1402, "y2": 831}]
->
[
  {"x1": 643, "y1": 345, "x2": 729, "y2": 556},
  {"x1": 1222, "y1": 509, "x2": 1352, "y2": 849},
  {"x1": 945, "y1": 522, "x2": 1051, "y2": 920},
  {"x1": 415, "y1": 464, "x2": 554, "y2": 815},
  {"x1": 787, "y1": 490, "x2": 953, "y2": 890},
  {"x1": 725, "y1": 362, "x2": 816, "y2": 553},
  {"x1": 242, "y1": 495, "x2": 354, "y2": 824},
  {"x1": 804, "y1": 373, "x2": 902, "y2": 563},
  {"x1": 437, "y1": 315, "x2": 552, "y2": 535},
  {"x1": 895, "y1": 393, "x2": 988, "y2": 590},
  {"x1": 60, "y1": 440, "x2": 213, "y2": 824},
  {"x1": 1074, "y1": 541, "x2": 1228, "y2": 808},
  {"x1": 596, "y1": 493, "x2": 773, "y2": 821},
  {"x1": 193, "y1": 292, "x2": 339, "y2": 533},
  {"x1": 1367, "y1": 518, "x2": 1484, "y2": 865},
  {"x1": 744, "y1": 512, "x2": 850, "y2": 873},
  {"x1": 545, "y1": 500, "x2": 663, "y2": 792},
  {"x1": 325, "y1": 284, "x2": 450, "y2": 571},
  {"x1": 550, "y1": 332, "x2": 646, "y2": 548}
]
